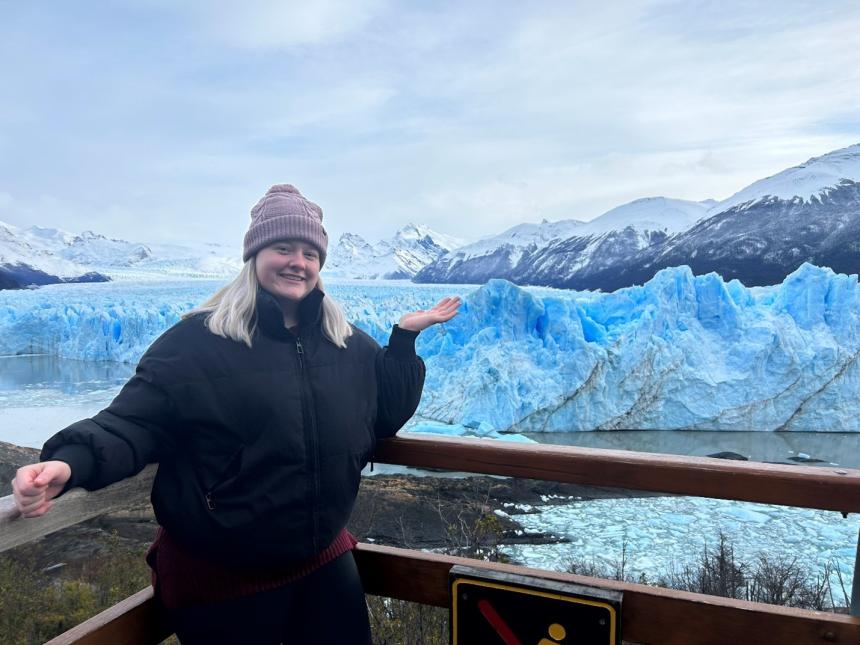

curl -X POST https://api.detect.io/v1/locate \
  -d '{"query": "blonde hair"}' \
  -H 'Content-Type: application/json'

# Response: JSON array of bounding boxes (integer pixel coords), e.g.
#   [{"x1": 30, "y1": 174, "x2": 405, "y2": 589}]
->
[{"x1": 185, "y1": 260, "x2": 353, "y2": 348}]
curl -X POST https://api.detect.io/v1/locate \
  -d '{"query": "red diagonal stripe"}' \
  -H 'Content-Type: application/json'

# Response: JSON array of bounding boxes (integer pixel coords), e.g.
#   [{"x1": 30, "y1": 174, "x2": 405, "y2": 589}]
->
[{"x1": 477, "y1": 598, "x2": 522, "y2": 645}]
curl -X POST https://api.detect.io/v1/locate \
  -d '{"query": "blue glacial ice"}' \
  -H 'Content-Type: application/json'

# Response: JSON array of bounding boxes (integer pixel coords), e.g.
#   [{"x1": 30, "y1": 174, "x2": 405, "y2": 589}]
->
[
  {"x1": 500, "y1": 495, "x2": 855, "y2": 595},
  {"x1": 1, "y1": 263, "x2": 859, "y2": 433},
  {"x1": 414, "y1": 262, "x2": 860, "y2": 432}
]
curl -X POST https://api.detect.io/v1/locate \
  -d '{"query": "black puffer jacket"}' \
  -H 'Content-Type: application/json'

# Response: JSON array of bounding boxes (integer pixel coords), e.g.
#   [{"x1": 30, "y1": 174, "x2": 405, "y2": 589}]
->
[{"x1": 42, "y1": 288, "x2": 425, "y2": 566}]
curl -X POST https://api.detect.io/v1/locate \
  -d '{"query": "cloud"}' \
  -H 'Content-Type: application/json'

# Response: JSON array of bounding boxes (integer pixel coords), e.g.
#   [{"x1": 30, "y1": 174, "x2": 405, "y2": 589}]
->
[
  {"x1": 2, "y1": 2, "x2": 859, "y2": 246},
  {"x1": 179, "y1": 0, "x2": 389, "y2": 49}
]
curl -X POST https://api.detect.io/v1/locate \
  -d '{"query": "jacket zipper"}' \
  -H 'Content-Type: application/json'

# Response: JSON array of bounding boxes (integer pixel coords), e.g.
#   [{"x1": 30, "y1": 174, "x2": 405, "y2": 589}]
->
[{"x1": 296, "y1": 335, "x2": 322, "y2": 553}]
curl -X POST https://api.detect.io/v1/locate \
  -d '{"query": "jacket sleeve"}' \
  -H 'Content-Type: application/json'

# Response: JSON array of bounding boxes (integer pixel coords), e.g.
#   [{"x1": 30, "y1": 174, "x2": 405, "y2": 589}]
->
[
  {"x1": 40, "y1": 357, "x2": 179, "y2": 493},
  {"x1": 374, "y1": 325, "x2": 426, "y2": 439}
]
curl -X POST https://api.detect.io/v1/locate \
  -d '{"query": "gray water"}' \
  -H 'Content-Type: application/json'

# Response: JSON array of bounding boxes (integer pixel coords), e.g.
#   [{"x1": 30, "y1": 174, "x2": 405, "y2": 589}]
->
[
  {"x1": 524, "y1": 429, "x2": 860, "y2": 469},
  {"x1": 0, "y1": 355, "x2": 134, "y2": 447}
]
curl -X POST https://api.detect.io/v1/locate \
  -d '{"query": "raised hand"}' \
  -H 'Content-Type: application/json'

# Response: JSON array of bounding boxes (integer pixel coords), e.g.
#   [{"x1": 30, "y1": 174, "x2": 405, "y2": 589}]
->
[
  {"x1": 398, "y1": 296, "x2": 461, "y2": 333},
  {"x1": 12, "y1": 461, "x2": 72, "y2": 518}
]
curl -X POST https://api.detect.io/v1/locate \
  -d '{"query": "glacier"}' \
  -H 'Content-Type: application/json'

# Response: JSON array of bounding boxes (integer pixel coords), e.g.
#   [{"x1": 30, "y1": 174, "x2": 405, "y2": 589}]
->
[
  {"x1": 0, "y1": 263, "x2": 859, "y2": 433},
  {"x1": 415, "y1": 263, "x2": 860, "y2": 433}
]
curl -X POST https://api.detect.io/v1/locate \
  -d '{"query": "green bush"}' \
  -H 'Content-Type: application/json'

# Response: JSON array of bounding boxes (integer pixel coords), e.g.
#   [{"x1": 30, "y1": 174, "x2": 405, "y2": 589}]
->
[{"x1": 0, "y1": 533, "x2": 151, "y2": 644}]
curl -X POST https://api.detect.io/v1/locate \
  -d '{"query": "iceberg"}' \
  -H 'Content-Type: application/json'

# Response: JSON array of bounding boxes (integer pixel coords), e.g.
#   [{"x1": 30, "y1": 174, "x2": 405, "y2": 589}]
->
[{"x1": 0, "y1": 264, "x2": 858, "y2": 432}]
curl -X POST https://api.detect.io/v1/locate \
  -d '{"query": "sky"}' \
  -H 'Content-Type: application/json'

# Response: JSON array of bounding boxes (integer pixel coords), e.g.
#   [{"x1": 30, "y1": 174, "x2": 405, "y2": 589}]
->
[{"x1": 1, "y1": 1, "x2": 859, "y2": 251}]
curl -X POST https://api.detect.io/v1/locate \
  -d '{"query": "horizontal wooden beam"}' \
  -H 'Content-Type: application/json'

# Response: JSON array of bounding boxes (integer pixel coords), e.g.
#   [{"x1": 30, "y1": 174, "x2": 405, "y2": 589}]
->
[
  {"x1": 354, "y1": 543, "x2": 860, "y2": 645},
  {"x1": 44, "y1": 587, "x2": 170, "y2": 645},
  {"x1": 0, "y1": 464, "x2": 156, "y2": 554},
  {"x1": 374, "y1": 434, "x2": 860, "y2": 513},
  {"x1": 4, "y1": 436, "x2": 858, "y2": 556},
  {"x1": 54, "y1": 544, "x2": 859, "y2": 645}
]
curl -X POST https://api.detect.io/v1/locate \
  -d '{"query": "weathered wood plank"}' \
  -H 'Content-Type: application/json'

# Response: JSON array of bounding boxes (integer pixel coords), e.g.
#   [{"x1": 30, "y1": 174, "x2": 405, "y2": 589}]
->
[
  {"x1": 0, "y1": 464, "x2": 156, "y2": 553},
  {"x1": 46, "y1": 544, "x2": 860, "y2": 645},
  {"x1": 375, "y1": 434, "x2": 860, "y2": 512},
  {"x1": 43, "y1": 587, "x2": 170, "y2": 645},
  {"x1": 3, "y1": 436, "x2": 858, "y2": 554},
  {"x1": 354, "y1": 543, "x2": 860, "y2": 645}
]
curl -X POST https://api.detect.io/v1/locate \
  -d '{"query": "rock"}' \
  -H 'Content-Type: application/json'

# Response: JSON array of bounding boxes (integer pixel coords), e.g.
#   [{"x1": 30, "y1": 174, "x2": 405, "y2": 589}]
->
[
  {"x1": 787, "y1": 454, "x2": 826, "y2": 463},
  {"x1": 707, "y1": 451, "x2": 748, "y2": 460},
  {"x1": 0, "y1": 440, "x2": 40, "y2": 494}
]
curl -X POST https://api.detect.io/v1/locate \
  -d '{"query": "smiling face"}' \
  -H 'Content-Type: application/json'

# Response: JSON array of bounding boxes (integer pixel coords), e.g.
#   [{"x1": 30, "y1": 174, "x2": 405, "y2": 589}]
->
[{"x1": 255, "y1": 240, "x2": 321, "y2": 314}]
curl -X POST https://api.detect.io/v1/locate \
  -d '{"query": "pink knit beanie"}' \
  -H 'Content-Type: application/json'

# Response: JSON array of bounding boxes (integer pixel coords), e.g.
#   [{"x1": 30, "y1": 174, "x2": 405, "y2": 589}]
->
[{"x1": 243, "y1": 184, "x2": 328, "y2": 265}]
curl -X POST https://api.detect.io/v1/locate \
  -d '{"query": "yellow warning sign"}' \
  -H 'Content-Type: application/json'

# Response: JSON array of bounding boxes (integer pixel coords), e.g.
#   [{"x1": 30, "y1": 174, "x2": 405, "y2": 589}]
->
[{"x1": 450, "y1": 566, "x2": 621, "y2": 645}]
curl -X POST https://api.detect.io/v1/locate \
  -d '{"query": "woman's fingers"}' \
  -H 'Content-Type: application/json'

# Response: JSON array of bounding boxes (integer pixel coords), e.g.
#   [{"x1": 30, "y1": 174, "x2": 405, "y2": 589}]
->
[
  {"x1": 398, "y1": 296, "x2": 461, "y2": 331},
  {"x1": 18, "y1": 497, "x2": 47, "y2": 515},
  {"x1": 430, "y1": 297, "x2": 460, "y2": 314},
  {"x1": 12, "y1": 461, "x2": 71, "y2": 518},
  {"x1": 21, "y1": 501, "x2": 53, "y2": 518},
  {"x1": 12, "y1": 465, "x2": 43, "y2": 495},
  {"x1": 433, "y1": 296, "x2": 459, "y2": 308},
  {"x1": 12, "y1": 483, "x2": 47, "y2": 516},
  {"x1": 433, "y1": 297, "x2": 460, "y2": 319}
]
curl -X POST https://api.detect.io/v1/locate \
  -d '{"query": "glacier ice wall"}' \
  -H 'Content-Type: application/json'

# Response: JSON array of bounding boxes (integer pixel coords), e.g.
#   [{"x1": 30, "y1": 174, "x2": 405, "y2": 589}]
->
[
  {"x1": 414, "y1": 263, "x2": 860, "y2": 432},
  {"x1": 1, "y1": 265, "x2": 858, "y2": 432}
]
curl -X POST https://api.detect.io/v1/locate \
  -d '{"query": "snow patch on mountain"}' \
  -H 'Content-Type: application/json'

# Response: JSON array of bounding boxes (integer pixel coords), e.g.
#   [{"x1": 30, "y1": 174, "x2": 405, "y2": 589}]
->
[
  {"x1": 102, "y1": 241, "x2": 243, "y2": 280},
  {"x1": 578, "y1": 196, "x2": 710, "y2": 236},
  {"x1": 455, "y1": 219, "x2": 587, "y2": 264},
  {"x1": 434, "y1": 197, "x2": 706, "y2": 266},
  {"x1": 324, "y1": 223, "x2": 465, "y2": 279},
  {"x1": 0, "y1": 219, "x2": 243, "y2": 283},
  {"x1": 712, "y1": 143, "x2": 860, "y2": 213},
  {"x1": 414, "y1": 197, "x2": 710, "y2": 286},
  {"x1": 1, "y1": 220, "x2": 90, "y2": 278}
]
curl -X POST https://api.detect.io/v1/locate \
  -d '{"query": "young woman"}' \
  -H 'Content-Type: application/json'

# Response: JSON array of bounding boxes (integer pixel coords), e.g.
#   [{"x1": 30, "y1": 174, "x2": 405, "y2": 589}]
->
[{"x1": 12, "y1": 184, "x2": 460, "y2": 644}]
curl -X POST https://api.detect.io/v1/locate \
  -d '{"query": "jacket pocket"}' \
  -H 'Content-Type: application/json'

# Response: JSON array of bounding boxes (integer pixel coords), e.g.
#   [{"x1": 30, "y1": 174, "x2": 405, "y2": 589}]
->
[{"x1": 204, "y1": 446, "x2": 244, "y2": 511}]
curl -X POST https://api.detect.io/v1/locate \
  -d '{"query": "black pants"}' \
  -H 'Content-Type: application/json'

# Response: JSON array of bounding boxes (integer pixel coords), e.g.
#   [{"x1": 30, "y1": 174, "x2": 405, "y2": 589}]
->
[{"x1": 165, "y1": 551, "x2": 372, "y2": 645}]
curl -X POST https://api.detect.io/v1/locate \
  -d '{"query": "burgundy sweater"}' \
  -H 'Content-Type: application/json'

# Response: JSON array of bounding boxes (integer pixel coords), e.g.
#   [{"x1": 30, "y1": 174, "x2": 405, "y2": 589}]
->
[{"x1": 146, "y1": 527, "x2": 357, "y2": 609}]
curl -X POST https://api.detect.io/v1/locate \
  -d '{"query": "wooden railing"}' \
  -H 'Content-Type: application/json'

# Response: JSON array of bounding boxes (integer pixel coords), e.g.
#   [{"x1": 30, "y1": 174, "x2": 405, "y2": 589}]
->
[{"x1": 2, "y1": 435, "x2": 860, "y2": 644}]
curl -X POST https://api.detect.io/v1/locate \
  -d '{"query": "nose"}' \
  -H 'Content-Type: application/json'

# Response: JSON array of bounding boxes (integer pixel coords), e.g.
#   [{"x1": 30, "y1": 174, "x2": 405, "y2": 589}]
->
[{"x1": 287, "y1": 252, "x2": 305, "y2": 270}]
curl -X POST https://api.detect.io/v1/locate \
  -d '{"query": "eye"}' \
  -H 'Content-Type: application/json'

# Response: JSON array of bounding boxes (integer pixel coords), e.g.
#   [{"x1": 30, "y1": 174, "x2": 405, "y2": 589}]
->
[{"x1": 304, "y1": 251, "x2": 318, "y2": 260}]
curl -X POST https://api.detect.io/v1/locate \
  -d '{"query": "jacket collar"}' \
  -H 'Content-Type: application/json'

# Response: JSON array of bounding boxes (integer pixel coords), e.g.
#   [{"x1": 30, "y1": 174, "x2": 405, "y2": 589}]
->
[{"x1": 256, "y1": 287, "x2": 325, "y2": 338}]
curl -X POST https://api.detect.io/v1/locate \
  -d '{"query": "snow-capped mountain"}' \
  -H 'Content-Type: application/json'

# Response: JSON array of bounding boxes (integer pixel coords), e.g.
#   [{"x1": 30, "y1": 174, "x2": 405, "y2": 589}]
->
[
  {"x1": 594, "y1": 143, "x2": 860, "y2": 290},
  {"x1": 0, "y1": 221, "x2": 111, "y2": 289},
  {"x1": 324, "y1": 223, "x2": 465, "y2": 279},
  {"x1": 101, "y1": 240, "x2": 243, "y2": 280},
  {"x1": 0, "y1": 221, "x2": 243, "y2": 288},
  {"x1": 414, "y1": 197, "x2": 710, "y2": 286},
  {"x1": 2, "y1": 222, "x2": 89, "y2": 277},
  {"x1": 416, "y1": 143, "x2": 860, "y2": 290},
  {"x1": 711, "y1": 143, "x2": 860, "y2": 213},
  {"x1": 52, "y1": 229, "x2": 152, "y2": 266}
]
